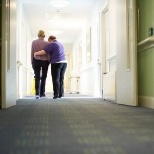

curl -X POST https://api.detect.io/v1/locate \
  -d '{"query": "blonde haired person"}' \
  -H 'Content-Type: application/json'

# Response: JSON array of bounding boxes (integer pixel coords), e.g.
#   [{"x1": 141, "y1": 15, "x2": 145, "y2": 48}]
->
[
  {"x1": 31, "y1": 30, "x2": 50, "y2": 99},
  {"x1": 34, "y1": 35, "x2": 67, "y2": 99}
]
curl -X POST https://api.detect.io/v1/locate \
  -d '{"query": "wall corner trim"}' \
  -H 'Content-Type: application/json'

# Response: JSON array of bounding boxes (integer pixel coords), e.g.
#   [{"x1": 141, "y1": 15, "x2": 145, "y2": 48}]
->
[{"x1": 138, "y1": 96, "x2": 154, "y2": 109}]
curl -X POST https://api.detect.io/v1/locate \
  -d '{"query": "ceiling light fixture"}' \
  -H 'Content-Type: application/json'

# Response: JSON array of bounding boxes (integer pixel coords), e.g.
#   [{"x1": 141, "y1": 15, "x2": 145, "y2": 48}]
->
[{"x1": 50, "y1": 0, "x2": 69, "y2": 8}]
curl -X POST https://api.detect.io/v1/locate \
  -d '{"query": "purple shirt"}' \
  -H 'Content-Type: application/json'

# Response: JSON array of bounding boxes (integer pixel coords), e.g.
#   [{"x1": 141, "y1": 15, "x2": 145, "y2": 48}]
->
[
  {"x1": 31, "y1": 38, "x2": 50, "y2": 64},
  {"x1": 45, "y1": 40, "x2": 66, "y2": 64}
]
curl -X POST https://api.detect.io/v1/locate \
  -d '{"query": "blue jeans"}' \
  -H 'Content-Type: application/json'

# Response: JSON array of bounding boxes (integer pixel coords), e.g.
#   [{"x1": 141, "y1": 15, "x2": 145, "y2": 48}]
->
[{"x1": 51, "y1": 63, "x2": 67, "y2": 98}]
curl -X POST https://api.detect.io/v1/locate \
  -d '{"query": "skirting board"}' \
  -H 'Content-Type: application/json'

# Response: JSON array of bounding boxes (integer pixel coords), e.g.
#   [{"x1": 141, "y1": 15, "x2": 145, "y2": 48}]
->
[{"x1": 138, "y1": 96, "x2": 154, "y2": 109}]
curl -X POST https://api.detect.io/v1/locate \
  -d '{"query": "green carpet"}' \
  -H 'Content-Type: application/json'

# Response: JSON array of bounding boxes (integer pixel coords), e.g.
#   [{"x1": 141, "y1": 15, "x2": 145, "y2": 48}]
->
[{"x1": 0, "y1": 97, "x2": 154, "y2": 154}]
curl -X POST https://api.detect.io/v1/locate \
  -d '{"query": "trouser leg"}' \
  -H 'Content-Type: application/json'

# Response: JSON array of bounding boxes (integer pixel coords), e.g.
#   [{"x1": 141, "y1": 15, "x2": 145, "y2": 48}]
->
[
  {"x1": 59, "y1": 63, "x2": 67, "y2": 97},
  {"x1": 51, "y1": 63, "x2": 61, "y2": 98},
  {"x1": 40, "y1": 61, "x2": 49, "y2": 96},
  {"x1": 33, "y1": 65, "x2": 41, "y2": 96}
]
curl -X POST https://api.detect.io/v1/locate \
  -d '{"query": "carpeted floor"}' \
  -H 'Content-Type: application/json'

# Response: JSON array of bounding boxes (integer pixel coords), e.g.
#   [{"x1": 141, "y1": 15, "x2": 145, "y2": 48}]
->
[{"x1": 0, "y1": 96, "x2": 154, "y2": 154}]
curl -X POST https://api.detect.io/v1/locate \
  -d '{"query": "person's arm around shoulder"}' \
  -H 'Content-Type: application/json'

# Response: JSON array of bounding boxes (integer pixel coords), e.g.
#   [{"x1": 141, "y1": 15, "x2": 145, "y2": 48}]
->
[{"x1": 34, "y1": 50, "x2": 46, "y2": 58}]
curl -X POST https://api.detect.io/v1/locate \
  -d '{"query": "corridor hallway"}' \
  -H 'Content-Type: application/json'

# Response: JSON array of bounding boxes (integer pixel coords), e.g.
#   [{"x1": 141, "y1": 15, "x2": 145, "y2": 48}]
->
[{"x1": 0, "y1": 96, "x2": 154, "y2": 154}]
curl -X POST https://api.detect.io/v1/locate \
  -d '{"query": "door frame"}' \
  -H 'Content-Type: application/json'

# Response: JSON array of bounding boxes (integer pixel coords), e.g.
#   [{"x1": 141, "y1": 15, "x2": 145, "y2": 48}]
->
[
  {"x1": 99, "y1": 4, "x2": 116, "y2": 101},
  {"x1": 99, "y1": 5, "x2": 108, "y2": 98}
]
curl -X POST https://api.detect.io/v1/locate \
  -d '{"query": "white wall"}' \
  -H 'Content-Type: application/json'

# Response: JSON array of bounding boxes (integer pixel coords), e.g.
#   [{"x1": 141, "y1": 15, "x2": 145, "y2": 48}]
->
[
  {"x1": 108, "y1": 0, "x2": 116, "y2": 57},
  {"x1": 16, "y1": 0, "x2": 33, "y2": 98},
  {"x1": 63, "y1": 44, "x2": 72, "y2": 92},
  {"x1": 70, "y1": 0, "x2": 108, "y2": 97}
]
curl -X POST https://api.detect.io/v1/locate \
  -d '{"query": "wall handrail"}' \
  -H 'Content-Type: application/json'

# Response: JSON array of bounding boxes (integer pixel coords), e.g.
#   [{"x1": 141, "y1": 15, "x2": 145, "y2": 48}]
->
[
  {"x1": 106, "y1": 55, "x2": 116, "y2": 62},
  {"x1": 137, "y1": 36, "x2": 154, "y2": 52},
  {"x1": 17, "y1": 60, "x2": 34, "y2": 75}
]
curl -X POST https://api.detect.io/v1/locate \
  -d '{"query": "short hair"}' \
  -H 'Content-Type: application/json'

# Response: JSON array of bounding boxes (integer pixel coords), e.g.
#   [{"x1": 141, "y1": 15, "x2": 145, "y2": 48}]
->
[
  {"x1": 38, "y1": 30, "x2": 45, "y2": 37},
  {"x1": 48, "y1": 35, "x2": 56, "y2": 41}
]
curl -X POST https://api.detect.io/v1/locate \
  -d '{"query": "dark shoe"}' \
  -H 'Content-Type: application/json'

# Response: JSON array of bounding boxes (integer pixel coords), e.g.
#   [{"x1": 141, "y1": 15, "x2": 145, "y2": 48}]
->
[
  {"x1": 40, "y1": 94, "x2": 46, "y2": 98},
  {"x1": 36, "y1": 95, "x2": 40, "y2": 99},
  {"x1": 58, "y1": 94, "x2": 64, "y2": 98},
  {"x1": 53, "y1": 96, "x2": 58, "y2": 99}
]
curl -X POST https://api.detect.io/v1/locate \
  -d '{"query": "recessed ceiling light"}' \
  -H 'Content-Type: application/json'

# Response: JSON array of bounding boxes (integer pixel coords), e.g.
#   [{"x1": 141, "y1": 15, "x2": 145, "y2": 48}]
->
[{"x1": 50, "y1": 0, "x2": 69, "y2": 8}]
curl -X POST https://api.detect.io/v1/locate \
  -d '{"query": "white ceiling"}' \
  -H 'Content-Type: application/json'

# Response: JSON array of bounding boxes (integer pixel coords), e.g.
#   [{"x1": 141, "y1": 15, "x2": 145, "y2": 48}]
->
[{"x1": 22, "y1": 0, "x2": 98, "y2": 45}]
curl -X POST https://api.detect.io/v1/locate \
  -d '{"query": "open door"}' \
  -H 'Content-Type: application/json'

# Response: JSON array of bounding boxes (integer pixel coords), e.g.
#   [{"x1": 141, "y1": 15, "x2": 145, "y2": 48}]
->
[
  {"x1": 116, "y1": 0, "x2": 138, "y2": 106},
  {"x1": 100, "y1": 0, "x2": 137, "y2": 106},
  {"x1": 1, "y1": 0, "x2": 17, "y2": 108}
]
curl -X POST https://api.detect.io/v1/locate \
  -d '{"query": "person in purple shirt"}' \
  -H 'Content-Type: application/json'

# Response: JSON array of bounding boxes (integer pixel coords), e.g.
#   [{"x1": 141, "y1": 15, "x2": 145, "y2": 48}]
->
[
  {"x1": 34, "y1": 35, "x2": 67, "y2": 99},
  {"x1": 31, "y1": 30, "x2": 50, "y2": 99}
]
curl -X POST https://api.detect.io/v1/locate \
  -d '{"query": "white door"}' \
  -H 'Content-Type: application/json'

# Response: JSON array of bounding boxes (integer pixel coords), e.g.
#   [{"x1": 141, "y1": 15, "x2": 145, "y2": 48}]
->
[
  {"x1": 116, "y1": 0, "x2": 137, "y2": 106},
  {"x1": 100, "y1": 0, "x2": 137, "y2": 106}
]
